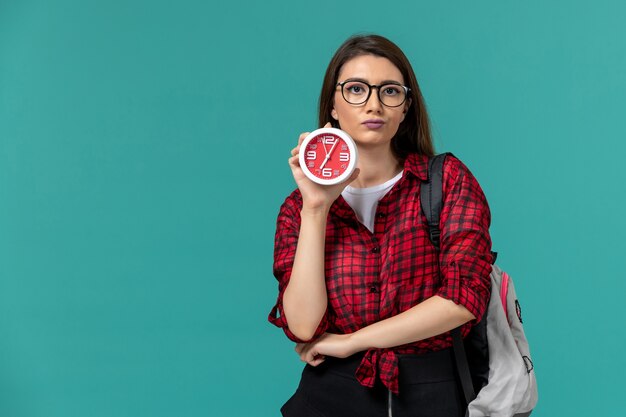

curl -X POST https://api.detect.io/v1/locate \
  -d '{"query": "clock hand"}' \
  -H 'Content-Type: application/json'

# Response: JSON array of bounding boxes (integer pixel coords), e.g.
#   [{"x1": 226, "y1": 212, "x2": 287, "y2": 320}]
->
[
  {"x1": 319, "y1": 140, "x2": 339, "y2": 170},
  {"x1": 321, "y1": 138, "x2": 329, "y2": 157}
]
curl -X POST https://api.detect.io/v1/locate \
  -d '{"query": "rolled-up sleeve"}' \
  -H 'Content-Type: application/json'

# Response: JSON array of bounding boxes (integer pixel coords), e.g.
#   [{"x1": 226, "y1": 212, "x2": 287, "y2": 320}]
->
[
  {"x1": 436, "y1": 157, "x2": 493, "y2": 324},
  {"x1": 268, "y1": 194, "x2": 330, "y2": 342}
]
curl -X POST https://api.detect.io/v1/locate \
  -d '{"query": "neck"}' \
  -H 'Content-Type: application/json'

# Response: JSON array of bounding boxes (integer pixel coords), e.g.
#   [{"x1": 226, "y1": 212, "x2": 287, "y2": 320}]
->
[{"x1": 351, "y1": 145, "x2": 403, "y2": 188}]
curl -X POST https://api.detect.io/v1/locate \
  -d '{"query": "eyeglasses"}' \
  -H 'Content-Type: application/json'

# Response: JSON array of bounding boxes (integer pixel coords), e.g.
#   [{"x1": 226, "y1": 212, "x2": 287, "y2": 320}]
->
[{"x1": 336, "y1": 79, "x2": 411, "y2": 107}]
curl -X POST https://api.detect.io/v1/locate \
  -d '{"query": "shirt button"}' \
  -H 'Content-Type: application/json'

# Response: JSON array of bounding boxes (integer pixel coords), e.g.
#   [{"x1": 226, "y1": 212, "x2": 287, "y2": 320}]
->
[
  {"x1": 371, "y1": 246, "x2": 379, "y2": 253},
  {"x1": 377, "y1": 212, "x2": 385, "y2": 218},
  {"x1": 369, "y1": 285, "x2": 379, "y2": 293}
]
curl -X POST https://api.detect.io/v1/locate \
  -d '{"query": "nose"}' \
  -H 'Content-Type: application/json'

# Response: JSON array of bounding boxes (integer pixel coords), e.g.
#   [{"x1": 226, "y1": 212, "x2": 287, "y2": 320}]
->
[{"x1": 365, "y1": 87, "x2": 383, "y2": 112}]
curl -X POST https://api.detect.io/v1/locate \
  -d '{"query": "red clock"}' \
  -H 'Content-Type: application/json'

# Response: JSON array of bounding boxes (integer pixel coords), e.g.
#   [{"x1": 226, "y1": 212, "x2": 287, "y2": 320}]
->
[{"x1": 299, "y1": 128, "x2": 358, "y2": 185}]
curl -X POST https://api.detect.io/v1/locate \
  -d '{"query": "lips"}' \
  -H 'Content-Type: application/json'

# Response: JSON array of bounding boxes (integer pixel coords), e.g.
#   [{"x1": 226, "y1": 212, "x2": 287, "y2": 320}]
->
[{"x1": 362, "y1": 119, "x2": 385, "y2": 129}]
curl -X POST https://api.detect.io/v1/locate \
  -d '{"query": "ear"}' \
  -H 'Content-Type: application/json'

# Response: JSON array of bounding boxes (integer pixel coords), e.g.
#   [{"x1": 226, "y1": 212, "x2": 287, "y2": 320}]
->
[
  {"x1": 331, "y1": 108, "x2": 338, "y2": 120},
  {"x1": 401, "y1": 98, "x2": 412, "y2": 121}
]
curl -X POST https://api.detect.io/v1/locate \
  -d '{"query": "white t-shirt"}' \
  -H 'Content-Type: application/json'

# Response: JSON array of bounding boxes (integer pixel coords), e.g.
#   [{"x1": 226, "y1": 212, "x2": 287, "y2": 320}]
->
[{"x1": 341, "y1": 170, "x2": 404, "y2": 232}]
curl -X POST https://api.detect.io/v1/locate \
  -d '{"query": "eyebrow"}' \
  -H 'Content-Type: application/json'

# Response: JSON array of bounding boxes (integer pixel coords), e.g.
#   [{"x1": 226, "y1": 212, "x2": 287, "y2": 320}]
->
[{"x1": 342, "y1": 77, "x2": 404, "y2": 85}]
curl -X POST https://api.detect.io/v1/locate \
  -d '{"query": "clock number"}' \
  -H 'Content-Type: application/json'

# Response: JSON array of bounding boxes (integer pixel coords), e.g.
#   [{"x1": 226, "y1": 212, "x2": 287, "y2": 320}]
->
[
  {"x1": 306, "y1": 151, "x2": 316, "y2": 160},
  {"x1": 322, "y1": 168, "x2": 332, "y2": 177},
  {"x1": 339, "y1": 152, "x2": 349, "y2": 162},
  {"x1": 323, "y1": 136, "x2": 337, "y2": 145},
  {"x1": 307, "y1": 162, "x2": 314, "y2": 168},
  {"x1": 341, "y1": 144, "x2": 348, "y2": 150}
]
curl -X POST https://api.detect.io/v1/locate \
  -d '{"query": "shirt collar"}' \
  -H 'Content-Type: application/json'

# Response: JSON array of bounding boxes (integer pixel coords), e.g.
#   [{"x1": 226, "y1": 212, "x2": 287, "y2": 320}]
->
[
  {"x1": 330, "y1": 153, "x2": 430, "y2": 219},
  {"x1": 332, "y1": 195, "x2": 357, "y2": 219},
  {"x1": 402, "y1": 153, "x2": 429, "y2": 181}
]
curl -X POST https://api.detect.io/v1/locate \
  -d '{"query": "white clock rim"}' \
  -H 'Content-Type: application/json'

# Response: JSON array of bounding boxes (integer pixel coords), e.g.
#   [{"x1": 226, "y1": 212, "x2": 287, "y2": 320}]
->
[{"x1": 298, "y1": 128, "x2": 358, "y2": 186}]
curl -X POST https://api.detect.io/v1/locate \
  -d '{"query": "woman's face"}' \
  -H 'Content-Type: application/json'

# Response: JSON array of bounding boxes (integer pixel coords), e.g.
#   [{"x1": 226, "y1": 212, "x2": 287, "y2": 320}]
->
[{"x1": 331, "y1": 54, "x2": 409, "y2": 150}]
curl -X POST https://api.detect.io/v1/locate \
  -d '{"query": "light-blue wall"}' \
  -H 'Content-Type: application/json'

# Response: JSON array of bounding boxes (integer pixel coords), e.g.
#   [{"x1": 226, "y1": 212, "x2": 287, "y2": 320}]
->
[{"x1": 1, "y1": 1, "x2": 624, "y2": 416}]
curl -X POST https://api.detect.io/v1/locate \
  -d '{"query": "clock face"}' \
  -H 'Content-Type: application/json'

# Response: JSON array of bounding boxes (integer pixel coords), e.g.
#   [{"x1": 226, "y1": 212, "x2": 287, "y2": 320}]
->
[{"x1": 299, "y1": 128, "x2": 358, "y2": 185}]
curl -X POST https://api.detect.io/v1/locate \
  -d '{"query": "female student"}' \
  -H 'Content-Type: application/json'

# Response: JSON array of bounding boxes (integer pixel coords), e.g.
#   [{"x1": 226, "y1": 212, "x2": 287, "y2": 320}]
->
[{"x1": 269, "y1": 34, "x2": 493, "y2": 417}]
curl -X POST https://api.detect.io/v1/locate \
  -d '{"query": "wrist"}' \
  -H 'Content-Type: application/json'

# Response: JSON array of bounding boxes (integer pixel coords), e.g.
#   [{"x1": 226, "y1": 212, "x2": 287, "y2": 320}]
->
[
  {"x1": 347, "y1": 330, "x2": 369, "y2": 354},
  {"x1": 300, "y1": 204, "x2": 331, "y2": 218}
]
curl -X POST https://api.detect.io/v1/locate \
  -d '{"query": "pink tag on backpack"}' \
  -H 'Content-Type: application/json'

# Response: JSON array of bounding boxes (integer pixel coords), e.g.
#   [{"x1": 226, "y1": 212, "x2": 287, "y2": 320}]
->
[{"x1": 500, "y1": 272, "x2": 510, "y2": 322}]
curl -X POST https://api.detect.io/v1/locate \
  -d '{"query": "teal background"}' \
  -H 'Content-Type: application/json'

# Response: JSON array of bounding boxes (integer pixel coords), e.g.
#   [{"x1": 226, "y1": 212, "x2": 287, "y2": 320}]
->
[{"x1": 1, "y1": 0, "x2": 625, "y2": 416}]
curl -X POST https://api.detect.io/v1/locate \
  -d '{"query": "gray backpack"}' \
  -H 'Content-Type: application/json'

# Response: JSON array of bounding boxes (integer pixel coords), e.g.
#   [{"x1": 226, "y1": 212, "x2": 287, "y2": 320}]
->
[{"x1": 420, "y1": 153, "x2": 538, "y2": 417}]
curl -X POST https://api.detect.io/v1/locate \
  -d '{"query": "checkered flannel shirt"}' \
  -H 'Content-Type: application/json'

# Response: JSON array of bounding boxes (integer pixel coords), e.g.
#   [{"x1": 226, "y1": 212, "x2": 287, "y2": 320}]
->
[{"x1": 269, "y1": 153, "x2": 493, "y2": 394}]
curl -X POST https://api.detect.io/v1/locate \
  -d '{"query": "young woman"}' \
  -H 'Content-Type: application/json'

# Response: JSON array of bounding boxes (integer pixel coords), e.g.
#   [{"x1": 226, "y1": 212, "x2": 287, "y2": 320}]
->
[{"x1": 269, "y1": 34, "x2": 493, "y2": 417}]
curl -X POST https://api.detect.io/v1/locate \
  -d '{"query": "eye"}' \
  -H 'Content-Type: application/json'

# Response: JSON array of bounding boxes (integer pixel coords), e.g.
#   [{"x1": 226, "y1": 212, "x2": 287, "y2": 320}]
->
[
  {"x1": 381, "y1": 85, "x2": 402, "y2": 96},
  {"x1": 344, "y1": 82, "x2": 368, "y2": 95}
]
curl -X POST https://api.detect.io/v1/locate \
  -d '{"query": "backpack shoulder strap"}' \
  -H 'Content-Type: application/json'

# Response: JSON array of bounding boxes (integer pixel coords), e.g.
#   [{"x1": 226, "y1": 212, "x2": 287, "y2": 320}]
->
[
  {"x1": 419, "y1": 152, "x2": 477, "y2": 406},
  {"x1": 420, "y1": 152, "x2": 451, "y2": 250}
]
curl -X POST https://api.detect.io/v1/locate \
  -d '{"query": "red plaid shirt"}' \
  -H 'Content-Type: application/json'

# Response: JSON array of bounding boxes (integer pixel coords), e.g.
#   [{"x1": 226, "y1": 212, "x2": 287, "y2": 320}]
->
[{"x1": 269, "y1": 153, "x2": 493, "y2": 394}]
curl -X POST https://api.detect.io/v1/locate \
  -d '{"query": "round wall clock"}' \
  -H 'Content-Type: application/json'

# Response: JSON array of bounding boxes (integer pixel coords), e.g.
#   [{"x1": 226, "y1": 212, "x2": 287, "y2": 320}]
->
[{"x1": 298, "y1": 128, "x2": 358, "y2": 185}]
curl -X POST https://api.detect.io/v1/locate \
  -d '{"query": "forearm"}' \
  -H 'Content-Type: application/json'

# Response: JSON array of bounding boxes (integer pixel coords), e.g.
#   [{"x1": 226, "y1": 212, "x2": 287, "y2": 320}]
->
[
  {"x1": 349, "y1": 296, "x2": 475, "y2": 351},
  {"x1": 283, "y1": 207, "x2": 330, "y2": 340}
]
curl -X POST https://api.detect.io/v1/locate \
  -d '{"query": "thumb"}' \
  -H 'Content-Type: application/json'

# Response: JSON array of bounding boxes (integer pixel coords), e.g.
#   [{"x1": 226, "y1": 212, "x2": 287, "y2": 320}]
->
[
  {"x1": 324, "y1": 122, "x2": 332, "y2": 128},
  {"x1": 348, "y1": 167, "x2": 360, "y2": 183},
  {"x1": 309, "y1": 355, "x2": 326, "y2": 367},
  {"x1": 338, "y1": 168, "x2": 360, "y2": 187},
  {"x1": 306, "y1": 348, "x2": 325, "y2": 366}
]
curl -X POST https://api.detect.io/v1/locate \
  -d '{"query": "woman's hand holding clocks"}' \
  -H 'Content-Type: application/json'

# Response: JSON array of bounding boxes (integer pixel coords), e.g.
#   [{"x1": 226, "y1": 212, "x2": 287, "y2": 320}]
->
[
  {"x1": 283, "y1": 124, "x2": 359, "y2": 341},
  {"x1": 288, "y1": 123, "x2": 360, "y2": 213}
]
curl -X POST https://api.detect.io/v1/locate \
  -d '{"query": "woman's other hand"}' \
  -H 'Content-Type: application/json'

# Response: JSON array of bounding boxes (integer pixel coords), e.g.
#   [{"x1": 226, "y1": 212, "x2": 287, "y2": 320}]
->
[{"x1": 295, "y1": 333, "x2": 359, "y2": 366}]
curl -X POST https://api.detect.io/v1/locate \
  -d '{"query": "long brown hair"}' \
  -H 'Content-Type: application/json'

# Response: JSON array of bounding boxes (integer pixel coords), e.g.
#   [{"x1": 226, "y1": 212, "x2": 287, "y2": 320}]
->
[{"x1": 318, "y1": 34, "x2": 434, "y2": 159}]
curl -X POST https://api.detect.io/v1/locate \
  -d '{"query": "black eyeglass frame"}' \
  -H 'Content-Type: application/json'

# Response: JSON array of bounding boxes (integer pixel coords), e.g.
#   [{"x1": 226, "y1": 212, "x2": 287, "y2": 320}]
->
[{"x1": 336, "y1": 79, "x2": 412, "y2": 107}]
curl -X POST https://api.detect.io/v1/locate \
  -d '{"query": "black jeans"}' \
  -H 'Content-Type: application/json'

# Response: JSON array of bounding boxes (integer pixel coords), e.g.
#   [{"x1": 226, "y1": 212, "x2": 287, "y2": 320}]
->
[{"x1": 281, "y1": 349, "x2": 465, "y2": 417}]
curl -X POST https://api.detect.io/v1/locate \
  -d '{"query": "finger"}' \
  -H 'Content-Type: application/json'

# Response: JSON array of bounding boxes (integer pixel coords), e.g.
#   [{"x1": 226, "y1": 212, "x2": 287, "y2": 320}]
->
[
  {"x1": 350, "y1": 167, "x2": 360, "y2": 181},
  {"x1": 324, "y1": 122, "x2": 331, "y2": 128},
  {"x1": 305, "y1": 348, "x2": 326, "y2": 366},
  {"x1": 308, "y1": 355, "x2": 326, "y2": 367},
  {"x1": 295, "y1": 343, "x2": 305, "y2": 355},
  {"x1": 298, "y1": 132, "x2": 310, "y2": 146},
  {"x1": 342, "y1": 167, "x2": 360, "y2": 185},
  {"x1": 303, "y1": 347, "x2": 318, "y2": 364},
  {"x1": 288, "y1": 155, "x2": 300, "y2": 168},
  {"x1": 298, "y1": 343, "x2": 311, "y2": 362},
  {"x1": 291, "y1": 145, "x2": 300, "y2": 157}
]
